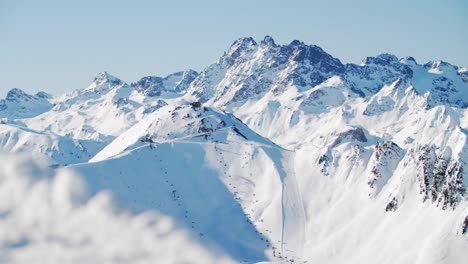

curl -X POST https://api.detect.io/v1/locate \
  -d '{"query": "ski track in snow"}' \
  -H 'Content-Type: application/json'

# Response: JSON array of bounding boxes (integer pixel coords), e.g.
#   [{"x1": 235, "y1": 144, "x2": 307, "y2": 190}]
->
[{"x1": 262, "y1": 147, "x2": 307, "y2": 261}]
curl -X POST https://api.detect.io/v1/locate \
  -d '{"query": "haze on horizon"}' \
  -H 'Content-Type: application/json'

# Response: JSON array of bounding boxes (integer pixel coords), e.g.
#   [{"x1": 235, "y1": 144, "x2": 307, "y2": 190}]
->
[{"x1": 0, "y1": 0, "x2": 467, "y2": 97}]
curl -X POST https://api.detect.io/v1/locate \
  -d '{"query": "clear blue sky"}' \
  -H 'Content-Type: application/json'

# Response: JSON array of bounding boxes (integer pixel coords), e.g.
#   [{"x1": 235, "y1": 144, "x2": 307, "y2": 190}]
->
[{"x1": 1, "y1": 0, "x2": 467, "y2": 97}]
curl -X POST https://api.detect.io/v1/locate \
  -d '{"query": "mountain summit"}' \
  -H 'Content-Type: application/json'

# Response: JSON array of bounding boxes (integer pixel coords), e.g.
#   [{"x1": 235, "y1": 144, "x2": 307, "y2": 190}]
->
[{"x1": 188, "y1": 36, "x2": 467, "y2": 109}]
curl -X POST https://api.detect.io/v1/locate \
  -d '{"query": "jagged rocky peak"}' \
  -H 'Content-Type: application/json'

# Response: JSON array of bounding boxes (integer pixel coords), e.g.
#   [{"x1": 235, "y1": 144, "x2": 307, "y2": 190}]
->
[
  {"x1": 164, "y1": 69, "x2": 198, "y2": 79},
  {"x1": 164, "y1": 69, "x2": 199, "y2": 92},
  {"x1": 93, "y1": 71, "x2": 123, "y2": 86},
  {"x1": 81, "y1": 71, "x2": 125, "y2": 94},
  {"x1": 362, "y1": 79, "x2": 409, "y2": 116},
  {"x1": 181, "y1": 69, "x2": 199, "y2": 79},
  {"x1": 361, "y1": 53, "x2": 413, "y2": 77},
  {"x1": 363, "y1": 53, "x2": 400, "y2": 66},
  {"x1": 424, "y1": 60, "x2": 461, "y2": 76},
  {"x1": 0, "y1": 88, "x2": 54, "y2": 118},
  {"x1": 229, "y1": 37, "x2": 258, "y2": 51},
  {"x1": 132, "y1": 76, "x2": 164, "y2": 97},
  {"x1": 290, "y1": 43, "x2": 344, "y2": 72},
  {"x1": 260, "y1": 35, "x2": 277, "y2": 47},
  {"x1": 289, "y1": 39, "x2": 303, "y2": 47},
  {"x1": 189, "y1": 36, "x2": 350, "y2": 104},
  {"x1": 409, "y1": 60, "x2": 468, "y2": 108},
  {"x1": 273, "y1": 40, "x2": 346, "y2": 90},
  {"x1": 261, "y1": 38, "x2": 344, "y2": 69},
  {"x1": 345, "y1": 53, "x2": 413, "y2": 95},
  {"x1": 6, "y1": 88, "x2": 30, "y2": 102},
  {"x1": 400, "y1": 56, "x2": 418, "y2": 66},
  {"x1": 189, "y1": 36, "x2": 466, "y2": 109},
  {"x1": 425, "y1": 60, "x2": 453, "y2": 69},
  {"x1": 35, "y1": 91, "x2": 52, "y2": 99},
  {"x1": 132, "y1": 69, "x2": 198, "y2": 96},
  {"x1": 5, "y1": 88, "x2": 52, "y2": 103},
  {"x1": 221, "y1": 36, "x2": 344, "y2": 72},
  {"x1": 222, "y1": 37, "x2": 258, "y2": 66}
]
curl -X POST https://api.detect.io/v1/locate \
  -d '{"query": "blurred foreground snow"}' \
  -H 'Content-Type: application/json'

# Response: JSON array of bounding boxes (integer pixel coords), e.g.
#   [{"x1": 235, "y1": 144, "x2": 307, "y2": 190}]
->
[{"x1": 0, "y1": 153, "x2": 234, "y2": 264}]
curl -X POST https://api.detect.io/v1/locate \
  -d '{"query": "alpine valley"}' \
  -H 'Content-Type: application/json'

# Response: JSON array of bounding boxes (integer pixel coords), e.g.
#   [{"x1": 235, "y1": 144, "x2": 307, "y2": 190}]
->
[{"x1": 1, "y1": 36, "x2": 467, "y2": 264}]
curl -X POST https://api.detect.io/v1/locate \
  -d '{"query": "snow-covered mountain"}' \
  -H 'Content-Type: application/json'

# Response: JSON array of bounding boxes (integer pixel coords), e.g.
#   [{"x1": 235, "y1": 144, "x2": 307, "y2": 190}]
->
[
  {"x1": 0, "y1": 36, "x2": 467, "y2": 264},
  {"x1": 0, "y1": 88, "x2": 53, "y2": 119},
  {"x1": 0, "y1": 122, "x2": 105, "y2": 165},
  {"x1": 23, "y1": 71, "x2": 195, "y2": 142},
  {"x1": 132, "y1": 70, "x2": 198, "y2": 96}
]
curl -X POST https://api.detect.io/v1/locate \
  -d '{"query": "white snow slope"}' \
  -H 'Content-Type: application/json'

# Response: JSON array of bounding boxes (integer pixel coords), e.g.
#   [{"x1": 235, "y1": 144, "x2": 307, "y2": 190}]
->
[
  {"x1": 0, "y1": 153, "x2": 234, "y2": 264},
  {"x1": 0, "y1": 36, "x2": 467, "y2": 263}
]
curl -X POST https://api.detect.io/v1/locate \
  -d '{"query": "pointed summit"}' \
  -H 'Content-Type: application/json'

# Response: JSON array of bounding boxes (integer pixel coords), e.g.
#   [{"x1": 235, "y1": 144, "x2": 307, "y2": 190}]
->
[
  {"x1": 362, "y1": 53, "x2": 400, "y2": 66},
  {"x1": 183, "y1": 69, "x2": 199, "y2": 77},
  {"x1": 228, "y1": 37, "x2": 257, "y2": 54},
  {"x1": 223, "y1": 37, "x2": 258, "y2": 66},
  {"x1": 35, "y1": 91, "x2": 52, "y2": 99},
  {"x1": 83, "y1": 71, "x2": 124, "y2": 93},
  {"x1": 400, "y1": 56, "x2": 418, "y2": 66},
  {"x1": 261, "y1": 35, "x2": 277, "y2": 47},
  {"x1": 289, "y1": 39, "x2": 304, "y2": 47},
  {"x1": 230, "y1": 37, "x2": 257, "y2": 48},
  {"x1": 6, "y1": 88, "x2": 29, "y2": 102},
  {"x1": 1, "y1": 88, "x2": 53, "y2": 118},
  {"x1": 93, "y1": 71, "x2": 122, "y2": 86}
]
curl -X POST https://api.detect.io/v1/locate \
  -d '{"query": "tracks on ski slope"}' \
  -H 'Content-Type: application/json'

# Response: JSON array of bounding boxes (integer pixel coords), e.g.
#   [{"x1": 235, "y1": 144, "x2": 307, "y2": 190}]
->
[{"x1": 262, "y1": 147, "x2": 307, "y2": 262}]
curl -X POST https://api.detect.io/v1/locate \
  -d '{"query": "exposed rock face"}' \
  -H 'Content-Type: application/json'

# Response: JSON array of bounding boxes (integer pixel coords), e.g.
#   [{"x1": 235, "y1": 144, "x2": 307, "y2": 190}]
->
[
  {"x1": 345, "y1": 54, "x2": 413, "y2": 96},
  {"x1": 463, "y1": 215, "x2": 468, "y2": 235},
  {"x1": 132, "y1": 70, "x2": 198, "y2": 96},
  {"x1": 318, "y1": 150, "x2": 332, "y2": 176},
  {"x1": 133, "y1": 76, "x2": 165, "y2": 96},
  {"x1": 407, "y1": 145, "x2": 466, "y2": 209},
  {"x1": 368, "y1": 141, "x2": 404, "y2": 196},
  {"x1": 188, "y1": 36, "x2": 346, "y2": 104},
  {"x1": 331, "y1": 127, "x2": 367, "y2": 148},
  {"x1": 385, "y1": 197, "x2": 398, "y2": 212}
]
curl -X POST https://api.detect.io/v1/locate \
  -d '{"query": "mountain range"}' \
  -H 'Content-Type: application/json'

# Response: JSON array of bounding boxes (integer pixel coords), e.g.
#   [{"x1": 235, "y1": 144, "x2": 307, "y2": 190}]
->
[{"x1": 0, "y1": 36, "x2": 467, "y2": 263}]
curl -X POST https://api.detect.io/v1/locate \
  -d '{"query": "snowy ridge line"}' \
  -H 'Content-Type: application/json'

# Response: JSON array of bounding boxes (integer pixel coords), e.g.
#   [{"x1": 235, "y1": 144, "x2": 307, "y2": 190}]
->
[{"x1": 86, "y1": 125, "x2": 287, "y2": 165}]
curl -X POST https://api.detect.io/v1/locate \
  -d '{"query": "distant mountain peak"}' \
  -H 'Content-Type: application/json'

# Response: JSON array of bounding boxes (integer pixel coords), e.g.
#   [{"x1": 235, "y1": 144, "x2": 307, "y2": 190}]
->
[
  {"x1": 231, "y1": 37, "x2": 257, "y2": 47},
  {"x1": 400, "y1": 56, "x2": 418, "y2": 66},
  {"x1": 93, "y1": 71, "x2": 123, "y2": 86},
  {"x1": 224, "y1": 37, "x2": 258, "y2": 64},
  {"x1": 289, "y1": 39, "x2": 304, "y2": 47},
  {"x1": 363, "y1": 53, "x2": 400, "y2": 66},
  {"x1": 35, "y1": 91, "x2": 53, "y2": 99},
  {"x1": 81, "y1": 71, "x2": 125, "y2": 93},
  {"x1": 132, "y1": 70, "x2": 199, "y2": 96},
  {"x1": 6, "y1": 88, "x2": 29, "y2": 102},
  {"x1": 165, "y1": 69, "x2": 198, "y2": 80},
  {"x1": 423, "y1": 60, "x2": 460, "y2": 75},
  {"x1": 1, "y1": 88, "x2": 53, "y2": 118},
  {"x1": 261, "y1": 35, "x2": 277, "y2": 47}
]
